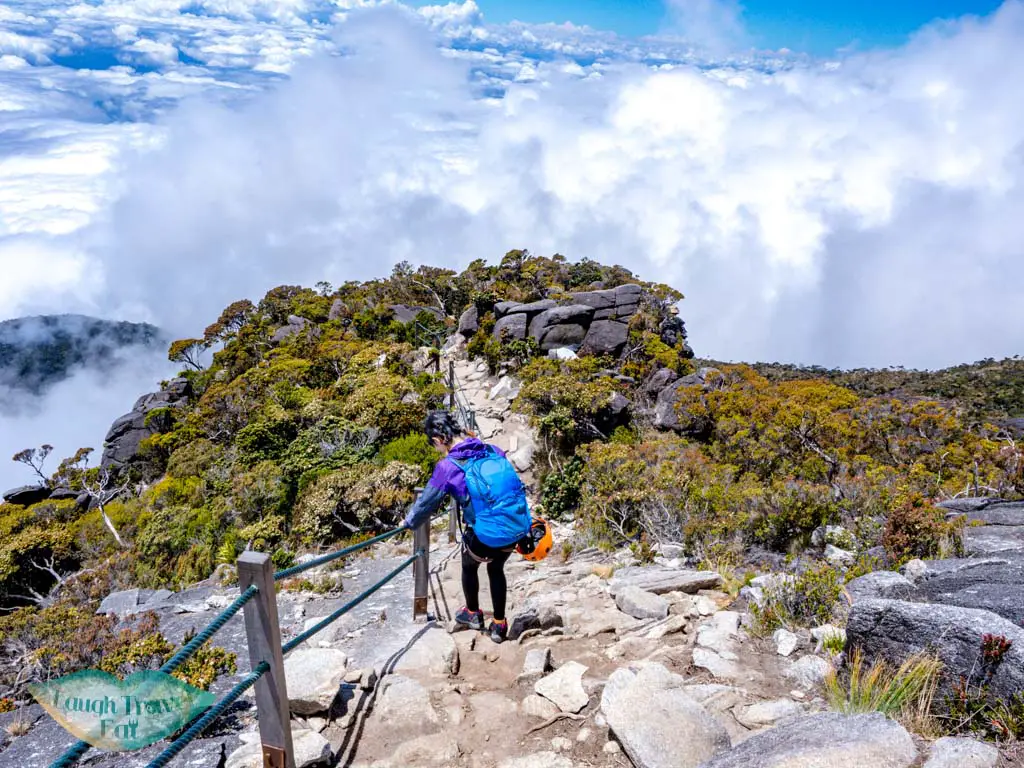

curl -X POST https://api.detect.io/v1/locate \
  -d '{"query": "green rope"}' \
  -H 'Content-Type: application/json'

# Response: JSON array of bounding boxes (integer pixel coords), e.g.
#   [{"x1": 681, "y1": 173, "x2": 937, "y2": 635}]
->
[
  {"x1": 272, "y1": 527, "x2": 405, "y2": 582},
  {"x1": 49, "y1": 584, "x2": 260, "y2": 768},
  {"x1": 50, "y1": 528, "x2": 422, "y2": 766},
  {"x1": 144, "y1": 661, "x2": 269, "y2": 768},
  {"x1": 282, "y1": 551, "x2": 421, "y2": 654}
]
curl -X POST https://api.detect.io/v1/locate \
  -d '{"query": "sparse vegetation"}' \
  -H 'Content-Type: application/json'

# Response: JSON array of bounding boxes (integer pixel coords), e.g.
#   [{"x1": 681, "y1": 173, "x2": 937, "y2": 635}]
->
[{"x1": 825, "y1": 648, "x2": 943, "y2": 736}]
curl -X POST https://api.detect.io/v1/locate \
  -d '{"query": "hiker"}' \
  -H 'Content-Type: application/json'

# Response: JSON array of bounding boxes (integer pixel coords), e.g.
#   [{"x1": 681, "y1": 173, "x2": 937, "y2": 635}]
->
[{"x1": 401, "y1": 410, "x2": 532, "y2": 644}]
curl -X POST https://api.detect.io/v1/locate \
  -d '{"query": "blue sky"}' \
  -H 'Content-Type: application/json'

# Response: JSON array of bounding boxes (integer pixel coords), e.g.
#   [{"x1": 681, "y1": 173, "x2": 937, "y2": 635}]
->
[{"x1": 423, "y1": 0, "x2": 1006, "y2": 54}]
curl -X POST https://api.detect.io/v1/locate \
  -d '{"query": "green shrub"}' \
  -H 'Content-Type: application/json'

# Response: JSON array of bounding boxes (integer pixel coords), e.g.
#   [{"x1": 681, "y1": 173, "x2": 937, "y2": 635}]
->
[
  {"x1": 539, "y1": 456, "x2": 584, "y2": 520},
  {"x1": 517, "y1": 357, "x2": 624, "y2": 448},
  {"x1": 750, "y1": 562, "x2": 844, "y2": 634},
  {"x1": 883, "y1": 493, "x2": 965, "y2": 564},
  {"x1": 377, "y1": 434, "x2": 439, "y2": 480},
  {"x1": 749, "y1": 481, "x2": 840, "y2": 552},
  {"x1": 235, "y1": 418, "x2": 296, "y2": 465},
  {"x1": 292, "y1": 462, "x2": 420, "y2": 545}
]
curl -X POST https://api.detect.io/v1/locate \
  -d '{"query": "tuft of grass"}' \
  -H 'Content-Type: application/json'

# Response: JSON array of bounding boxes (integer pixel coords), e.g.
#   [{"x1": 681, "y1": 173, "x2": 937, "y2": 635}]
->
[
  {"x1": 821, "y1": 631, "x2": 846, "y2": 656},
  {"x1": 5, "y1": 715, "x2": 32, "y2": 738},
  {"x1": 825, "y1": 648, "x2": 943, "y2": 736}
]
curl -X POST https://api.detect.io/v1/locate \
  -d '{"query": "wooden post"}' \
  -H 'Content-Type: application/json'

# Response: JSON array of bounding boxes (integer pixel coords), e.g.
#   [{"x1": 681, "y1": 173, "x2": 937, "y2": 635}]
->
[
  {"x1": 448, "y1": 499, "x2": 459, "y2": 544},
  {"x1": 237, "y1": 552, "x2": 295, "y2": 768},
  {"x1": 413, "y1": 518, "x2": 431, "y2": 621}
]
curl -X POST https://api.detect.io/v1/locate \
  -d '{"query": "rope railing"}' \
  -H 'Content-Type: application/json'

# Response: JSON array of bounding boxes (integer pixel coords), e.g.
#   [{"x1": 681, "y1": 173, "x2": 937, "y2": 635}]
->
[
  {"x1": 272, "y1": 527, "x2": 405, "y2": 582},
  {"x1": 50, "y1": 583, "x2": 261, "y2": 768},
  {"x1": 145, "y1": 661, "x2": 270, "y2": 768},
  {"x1": 48, "y1": 519, "x2": 438, "y2": 768},
  {"x1": 50, "y1": 363, "x2": 476, "y2": 766},
  {"x1": 282, "y1": 551, "x2": 420, "y2": 654}
]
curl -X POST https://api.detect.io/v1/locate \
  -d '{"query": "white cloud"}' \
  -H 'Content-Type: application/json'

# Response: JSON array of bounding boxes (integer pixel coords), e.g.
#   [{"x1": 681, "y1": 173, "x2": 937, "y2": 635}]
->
[
  {"x1": 0, "y1": 346, "x2": 177, "y2": 490},
  {"x1": 660, "y1": 0, "x2": 750, "y2": 56},
  {"x1": 0, "y1": 0, "x2": 1023, "y2": 383}
]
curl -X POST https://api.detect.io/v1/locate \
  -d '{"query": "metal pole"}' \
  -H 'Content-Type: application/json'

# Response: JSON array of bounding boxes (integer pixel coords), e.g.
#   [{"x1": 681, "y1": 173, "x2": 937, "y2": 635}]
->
[
  {"x1": 448, "y1": 499, "x2": 459, "y2": 544},
  {"x1": 448, "y1": 359, "x2": 456, "y2": 410},
  {"x1": 413, "y1": 519, "x2": 431, "y2": 621},
  {"x1": 237, "y1": 552, "x2": 295, "y2": 768}
]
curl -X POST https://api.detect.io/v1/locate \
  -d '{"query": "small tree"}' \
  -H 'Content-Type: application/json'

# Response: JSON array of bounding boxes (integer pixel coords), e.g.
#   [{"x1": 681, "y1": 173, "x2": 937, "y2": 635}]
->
[
  {"x1": 168, "y1": 338, "x2": 208, "y2": 371},
  {"x1": 61, "y1": 448, "x2": 130, "y2": 549},
  {"x1": 12, "y1": 445, "x2": 52, "y2": 485}
]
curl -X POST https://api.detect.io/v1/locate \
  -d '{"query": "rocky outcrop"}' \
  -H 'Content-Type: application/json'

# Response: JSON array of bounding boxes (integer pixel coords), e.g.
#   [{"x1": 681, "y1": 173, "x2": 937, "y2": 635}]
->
[
  {"x1": 457, "y1": 306, "x2": 479, "y2": 337},
  {"x1": 493, "y1": 313, "x2": 528, "y2": 342},
  {"x1": 844, "y1": 571, "x2": 917, "y2": 602},
  {"x1": 272, "y1": 314, "x2": 320, "y2": 345},
  {"x1": 938, "y1": 498, "x2": 1024, "y2": 556},
  {"x1": 923, "y1": 737, "x2": 1000, "y2": 768},
  {"x1": 609, "y1": 566, "x2": 722, "y2": 596},
  {"x1": 489, "y1": 284, "x2": 654, "y2": 357},
  {"x1": 698, "y1": 712, "x2": 918, "y2": 768},
  {"x1": 846, "y1": 598, "x2": 1024, "y2": 701},
  {"x1": 653, "y1": 367, "x2": 723, "y2": 434},
  {"x1": 388, "y1": 305, "x2": 444, "y2": 325},
  {"x1": 100, "y1": 377, "x2": 192, "y2": 470},
  {"x1": 601, "y1": 663, "x2": 731, "y2": 768},
  {"x1": 907, "y1": 555, "x2": 1024, "y2": 625},
  {"x1": 1, "y1": 485, "x2": 51, "y2": 506}
]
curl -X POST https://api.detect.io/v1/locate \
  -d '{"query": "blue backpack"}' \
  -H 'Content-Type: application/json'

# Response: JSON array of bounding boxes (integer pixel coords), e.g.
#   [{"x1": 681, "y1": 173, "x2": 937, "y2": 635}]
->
[{"x1": 455, "y1": 446, "x2": 532, "y2": 548}]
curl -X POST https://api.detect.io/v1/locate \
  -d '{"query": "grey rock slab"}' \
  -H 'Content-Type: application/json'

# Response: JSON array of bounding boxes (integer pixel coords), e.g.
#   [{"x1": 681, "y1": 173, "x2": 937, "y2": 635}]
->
[
  {"x1": 615, "y1": 585, "x2": 670, "y2": 620},
  {"x1": 784, "y1": 655, "x2": 833, "y2": 689},
  {"x1": 372, "y1": 675, "x2": 440, "y2": 735},
  {"x1": 601, "y1": 663, "x2": 731, "y2": 768},
  {"x1": 528, "y1": 304, "x2": 594, "y2": 337},
  {"x1": 645, "y1": 615, "x2": 689, "y2": 640},
  {"x1": 581, "y1": 319, "x2": 629, "y2": 356},
  {"x1": 692, "y1": 648, "x2": 742, "y2": 680},
  {"x1": 535, "y1": 660, "x2": 589, "y2": 713},
  {"x1": 824, "y1": 544, "x2": 855, "y2": 566},
  {"x1": 494, "y1": 300, "x2": 525, "y2": 318},
  {"x1": 96, "y1": 588, "x2": 143, "y2": 616},
  {"x1": 733, "y1": 699, "x2": 805, "y2": 729},
  {"x1": 965, "y1": 525, "x2": 1024, "y2": 555},
  {"x1": 696, "y1": 712, "x2": 918, "y2": 768},
  {"x1": 493, "y1": 313, "x2": 528, "y2": 341},
  {"x1": 609, "y1": 566, "x2": 723, "y2": 596},
  {"x1": 391, "y1": 624, "x2": 460, "y2": 677},
  {"x1": 227, "y1": 728, "x2": 331, "y2": 768},
  {"x1": 938, "y1": 498, "x2": 1024, "y2": 525},
  {"x1": 568, "y1": 287, "x2": 618, "y2": 310},
  {"x1": 275, "y1": 648, "x2": 349, "y2": 715},
  {"x1": 457, "y1": 305, "x2": 479, "y2": 337},
  {"x1": 846, "y1": 598, "x2": 1024, "y2": 701},
  {"x1": 1, "y1": 485, "x2": 51, "y2": 506},
  {"x1": 845, "y1": 571, "x2": 917, "y2": 602},
  {"x1": 923, "y1": 736, "x2": 1000, "y2": 768},
  {"x1": 773, "y1": 629, "x2": 800, "y2": 657},
  {"x1": 489, "y1": 375, "x2": 521, "y2": 401},
  {"x1": 518, "y1": 648, "x2": 552, "y2": 681},
  {"x1": 512, "y1": 299, "x2": 558, "y2": 315},
  {"x1": 913, "y1": 553, "x2": 1024, "y2": 625},
  {"x1": 537, "y1": 323, "x2": 588, "y2": 351},
  {"x1": 521, "y1": 694, "x2": 560, "y2": 720}
]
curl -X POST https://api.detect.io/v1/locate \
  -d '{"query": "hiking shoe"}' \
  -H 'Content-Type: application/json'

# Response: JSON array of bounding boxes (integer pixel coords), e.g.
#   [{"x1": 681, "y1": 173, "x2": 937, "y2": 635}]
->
[
  {"x1": 454, "y1": 607, "x2": 484, "y2": 631},
  {"x1": 488, "y1": 619, "x2": 508, "y2": 644}
]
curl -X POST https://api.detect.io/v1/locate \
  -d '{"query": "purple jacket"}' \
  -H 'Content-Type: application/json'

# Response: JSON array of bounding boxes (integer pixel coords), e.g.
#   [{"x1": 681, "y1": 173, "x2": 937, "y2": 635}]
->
[{"x1": 402, "y1": 438, "x2": 504, "y2": 530}]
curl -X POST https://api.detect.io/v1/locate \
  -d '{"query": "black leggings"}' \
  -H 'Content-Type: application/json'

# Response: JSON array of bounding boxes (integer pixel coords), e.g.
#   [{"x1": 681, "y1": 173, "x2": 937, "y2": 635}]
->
[{"x1": 461, "y1": 529, "x2": 514, "y2": 621}]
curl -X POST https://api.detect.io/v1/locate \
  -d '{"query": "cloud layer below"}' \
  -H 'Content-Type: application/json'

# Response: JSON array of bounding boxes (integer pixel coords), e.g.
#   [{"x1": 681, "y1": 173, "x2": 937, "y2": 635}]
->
[{"x1": 2, "y1": 0, "x2": 1024, "y2": 487}]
